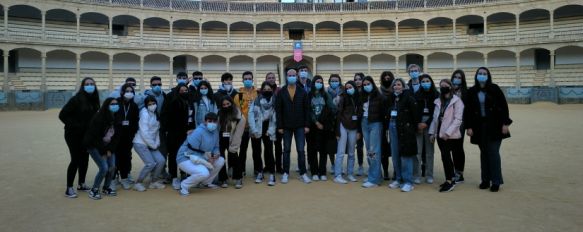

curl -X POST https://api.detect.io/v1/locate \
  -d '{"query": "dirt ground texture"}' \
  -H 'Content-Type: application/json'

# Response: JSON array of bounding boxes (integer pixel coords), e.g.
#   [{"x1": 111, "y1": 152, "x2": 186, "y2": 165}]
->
[{"x1": 0, "y1": 103, "x2": 582, "y2": 232}]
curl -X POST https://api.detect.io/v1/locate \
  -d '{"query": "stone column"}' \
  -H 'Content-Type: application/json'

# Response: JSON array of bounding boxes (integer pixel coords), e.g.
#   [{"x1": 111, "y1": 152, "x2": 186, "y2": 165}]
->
[
  {"x1": 367, "y1": 56, "x2": 371, "y2": 75},
  {"x1": 483, "y1": 16, "x2": 488, "y2": 42},
  {"x1": 423, "y1": 20, "x2": 427, "y2": 45},
  {"x1": 140, "y1": 19, "x2": 144, "y2": 45},
  {"x1": 41, "y1": 11, "x2": 46, "y2": 40},
  {"x1": 76, "y1": 15, "x2": 81, "y2": 43},
  {"x1": 515, "y1": 14, "x2": 520, "y2": 41},
  {"x1": 253, "y1": 23, "x2": 257, "y2": 48},
  {"x1": 515, "y1": 54, "x2": 521, "y2": 87},
  {"x1": 340, "y1": 56, "x2": 344, "y2": 77},
  {"x1": 108, "y1": 55, "x2": 113, "y2": 90},
  {"x1": 169, "y1": 57, "x2": 174, "y2": 86},
  {"x1": 452, "y1": 19, "x2": 457, "y2": 44},
  {"x1": 140, "y1": 56, "x2": 145, "y2": 91},
  {"x1": 395, "y1": 22, "x2": 399, "y2": 45},
  {"x1": 41, "y1": 52, "x2": 47, "y2": 92},
  {"x1": 340, "y1": 23, "x2": 344, "y2": 47},
  {"x1": 76, "y1": 53, "x2": 81, "y2": 91},
  {"x1": 109, "y1": 17, "x2": 113, "y2": 44},
  {"x1": 367, "y1": 22, "x2": 371, "y2": 47},
  {"x1": 549, "y1": 50, "x2": 556, "y2": 87},
  {"x1": 550, "y1": 11, "x2": 555, "y2": 38},
  {"x1": 3, "y1": 50, "x2": 9, "y2": 91},
  {"x1": 3, "y1": 7, "x2": 8, "y2": 38},
  {"x1": 199, "y1": 22, "x2": 203, "y2": 48}
]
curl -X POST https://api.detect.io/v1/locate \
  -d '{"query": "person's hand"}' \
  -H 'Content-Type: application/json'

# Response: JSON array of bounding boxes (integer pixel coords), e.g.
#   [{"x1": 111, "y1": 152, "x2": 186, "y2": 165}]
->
[
  {"x1": 502, "y1": 125, "x2": 510, "y2": 135},
  {"x1": 336, "y1": 136, "x2": 340, "y2": 140},
  {"x1": 278, "y1": 129, "x2": 284, "y2": 134},
  {"x1": 106, "y1": 151, "x2": 112, "y2": 157},
  {"x1": 429, "y1": 135, "x2": 435, "y2": 144},
  {"x1": 418, "y1": 123, "x2": 427, "y2": 130},
  {"x1": 304, "y1": 127, "x2": 310, "y2": 134},
  {"x1": 467, "y1": 128, "x2": 473, "y2": 137},
  {"x1": 357, "y1": 133, "x2": 362, "y2": 140},
  {"x1": 316, "y1": 122, "x2": 324, "y2": 130},
  {"x1": 187, "y1": 129, "x2": 193, "y2": 135}
]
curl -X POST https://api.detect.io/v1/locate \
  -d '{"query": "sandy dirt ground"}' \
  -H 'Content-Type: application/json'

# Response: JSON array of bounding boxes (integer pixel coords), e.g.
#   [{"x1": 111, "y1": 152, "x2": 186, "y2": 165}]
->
[{"x1": 0, "y1": 102, "x2": 582, "y2": 232}]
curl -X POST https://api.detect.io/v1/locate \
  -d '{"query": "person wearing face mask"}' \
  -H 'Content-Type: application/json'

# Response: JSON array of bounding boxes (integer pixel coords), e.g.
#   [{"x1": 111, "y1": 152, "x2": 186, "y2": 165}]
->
[
  {"x1": 176, "y1": 112, "x2": 225, "y2": 196},
  {"x1": 83, "y1": 98, "x2": 121, "y2": 200},
  {"x1": 326, "y1": 74, "x2": 343, "y2": 174},
  {"x1": 387, "y1": 78, "x2": 420, "y2": 192},
  {"x1": 264, "y1": 72, "x2": 284, "y2": 175},
  {"x1": 333, "y1": 81, "x2": 362, "y2": 184},
  {"x1": 412, "y1": 74, "x2": 439, "y2": 185},
  {"x1": 188, "y1": 71, "x2": 204, "y2": 99},
  {"x1": 407, "y1": 64, "x2": 422, "y2": 94},
  {"x1": 359, "y1": 76, "x2": 388, "y2": 188},
  {"x1": 353, "y1": 72, "x2": 366, "y2": 176},
  {"x1": 298, "y1": 65, "x2": 312, "y2": 93},
  {"x1": 248, "y1": 81, "x2": 278, "y2": 186},
  {"x1": 135, "y1": 76, "x2": 166, "y2": 112},
  {"x1": 161, "y1": 84, "x2": 196, "y2": 190},
  {"x1": 165, "y1": 72, "x2": 191, "y2": 102},
  {"x1": 214, "y1": 72, "x2": 239, "y2": 104},
  {"x1": 193, "y1": 81, "x2": 218, "y2": 126},
  {"x1": 109, "y1": 77, "x2": 137, "y2": 98},
  {"x1": 112, "y1": 83, "x2": 140, "y2": 190},
  {"x1": 465, "y1": 67, "x2": 512, "y2": 192},
  {"x1": 275, "y1": 68, "x2": 311, "y2": 184},
  {"x1": 379, "y1": 71, "x2": 395, "y2": 181},
  {"x1": 132, "y1": 96, "x2": 166, "y2": 192},
  {"x1": 306, "y1": 75, "x2": 337, "y2": 181},
  {"x1": 234, "y1": 71, "x2": 260, "y2": 179},
  {"x1": 217, "y1": 96, "x2": 246, "y2": 188},
  {"x1": 59, "y1": 77, "x2": 101, "y2": 198},
  {"x1": 450, "y1": 69, "x2": 468, "y2": 183},
  {"x1": 428, "y1": 79, "x2": 464, "y2": 192}
]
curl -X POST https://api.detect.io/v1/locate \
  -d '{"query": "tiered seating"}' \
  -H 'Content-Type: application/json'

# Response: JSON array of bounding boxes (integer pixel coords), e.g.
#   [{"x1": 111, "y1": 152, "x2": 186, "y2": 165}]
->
[
  {"x1": 518, "y1": 19, "x2": 550, "y2": 41},
  {"x1": 315, "y1": 3, "x2": 340, "y2": 12},
  {"x1": 201, "y1": 29, "x2": 228, "y2": 48},
  {"x1": 15, "y1": 68, "x2": 42, "y2": 90},
  {"x1": 255, "y1": 29, "x2": 281, "y2": 48},
  {"x1": 426, "y1": 24, "x2": 454, "y2": 45},
  {"x1": 230, "y1": 30, "x2": 255, "y2": 49},
  {"x1": 554, "y1": 16, "x2": 583, "y2": 38},
  {"x1": 172, "y1": 0, "x2": 200, "y2": 12},
  {"x1": 343, "y1": 27, "x2": 367, "y2": 48},
  {"x1": 315, "y1": 29, "x2": 340, "y2": 48},
  {"x1": 398, "y1": 26, "x2": 424, "y2": 45},
  {"x1": 489, "y1": 66, "x2": 520, "y2": 87},
  {"x1": 7, "y1": 18, "x2": 42, "y2": 40},
  {"x1": 553, "y1": 64, "x2": 583, "y2": 86},
  {"x1": 143, "y1": 0, "x2": 170, "y2": 9},
  {"x1": 201, "y1": 1, "x2": 228, "y2": 12},
  {"x1": 173, "y1": 27, "x2": 199, "y2": 48},
  {"x1": 369, "y1": 27, "x2": 395, "y2": 48},
  {"x1": 487, "y1": 21, "x2": 517, "y2": 42},
  {"x1": 80, "y1": 69, "x2": 111, "y2": 91}
]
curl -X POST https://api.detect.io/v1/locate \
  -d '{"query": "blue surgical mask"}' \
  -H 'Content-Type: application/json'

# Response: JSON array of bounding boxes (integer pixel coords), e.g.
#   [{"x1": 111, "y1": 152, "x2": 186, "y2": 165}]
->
[
  {"x1": 346, "y1": 88, "x2": 355, "y2": 95},
  {"x1": 287, "y1": 76, "x2": 297, "y2": 84},
  {"x1": 314, "y1": 82, "x2": 323, "y2": 90},
  {"x1": 477, "y1": 74, "x2": 488, "y2": 84},
  {"x1": 200, "y1": 89, "x2": 208, "y2": 96},
  {"x1": 409, "y1": 71, "x2": 420, "y2": 79},
  {"x1": 151, "y1": 85, "x2": 162, "y2": 94},
  {"x1": 109, "y1": 104, "x2": 119, "y2": 113},
  {"x1": 452, "y1": 78, "x2": 462, "y2": 85},
  {"x1": 299, "y1": 71, "x2": 308, "y2": 79},
  {"x1": 363, "y1": 85, "x2": 373, "y2": 93},
  {"x1": 124, "y1": 92, "x2": 134, "y2": 100},
  {"x1": 192, "y1": 79, "x2": 202, "y2": 87},
  {"x1": 421, "y1": 82, "x2": 432, "y2": 91},
  {"x1": 330, "y1": 81, "x2": 340, "y2": 89},
  {"x1": 206, "y1": 122, "x2": 217, "y2": 132},
  {"x1": 83, "y1": 85, "x2": 95, "y2": 94},
  {"x1": 243, "y1": 80, "x2": 254, "y2": 88},
  {"x1": 177, "y1": 79, "x2": 187, "y2": 85}
]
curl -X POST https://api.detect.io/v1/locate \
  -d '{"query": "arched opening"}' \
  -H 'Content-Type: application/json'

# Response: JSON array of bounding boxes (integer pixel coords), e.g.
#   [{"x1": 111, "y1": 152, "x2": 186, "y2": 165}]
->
[
  {"x1": 257, "y1": 55, "x2": 280, "y2": 85},
  {"x1": 141, "y1": 17, "x2": 170, "y2": 46},
  {"x1": 456, "y1": 15, "x2": 485, "y2": 43},
  {"x1": 45, "y1": 9, "x2": 77, "y2": 42},
  {"x1": 344, "y1": 54, "x2": 368, "y2": 78},
  {"x1": 427, "y1": 52, "x2": 454, "y2": 79},
  {"x1": 283, "y1": 21, "x2": 313, "y2": 47},
  {"x1": 371, "y1": 54, "x2": 396, "y2": 78},
  {"x1": 554, "y1": 5, "x2": 583, "y2": 39},
  {"x1": 488, "y1": 50, "x2": 517, "y2": 87},
  {"x1": 79, "y1": 12, "x2": 110, "y2": 43},
  {"x1": 256, "y1": 21, "x2": 281, "y2": 48},
  {"x1": 112, "y1": 53, "x2": 140, "y2": 91},
  {"x1": 554, "y1": 46, "x2": 583, "y2": 86},
  {"x1": 201, "y1": 55, "x2": 226, "y2": 84},
  {"x1": 487, "y1": 12, "x2": 516, "y2": 42},
  {"x1": 46, "y1": 50, "x2": 76, "y2": 90},
  {"x1": 13, "y1": 48, "x2": 42, "y2": 90},
  {"x1": 7, "y1": 5, "x2": 42, "y2": 39},
  {"x1": 427, "y1": 17, "x2": 453, "y2": 45},
  {"x1": 519, "y1": 9, "x2": 550, "y2": 39},
  {"x1": 173, "y1": 20, "x2": 199, "y2": 47},
  {"x1": 283, "y1": 55, "x2": 313, "y2": 76},
  {"x1": 370, "y1": 20, "x2": 396, "y2": 47},
  {"x1": 173, "y1": 54, "x2": 198, "y2": 78},
  {"x1": 229, "y1": 55, "x2": 254, "y2": 88},
  {"x1": 202, "y1": 21, "x2": 228, "y2": 48},
  {"x1": 144, "y1": 54, "x2": 171, "y2": 88},
  {"x1": 343, "y1": 21, "x2": 367, "y2": 48},
  {"x1": 80, "y1": 51, "x2": 109, "y2": 90},
  {"x1": 398, "y1": 18, "x2": 424, "y2": 45},
  {"x1": 230, "y1": 22, "x2": 254, "y2": 49},
  {"x1": 315, "y1": 55, "x2": 340, "y2": 78}
]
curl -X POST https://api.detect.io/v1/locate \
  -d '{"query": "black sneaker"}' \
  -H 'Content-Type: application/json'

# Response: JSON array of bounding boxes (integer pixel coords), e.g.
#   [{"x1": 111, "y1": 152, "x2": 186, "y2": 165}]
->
[
  {"x1": 490, "y1": 184, "x2": 500, "y2": 192},
  {"x1": 454, "y1": 175, "x2": 465, "y2": 184},
  {"x1": 88, "y1": 188, "x2": 102, "y2": 200},
  {"x1": 102, "y1": 188, "x2": 117, "y2": 196},
  {"x1": 65, "y1": 187, "x2": 78, "y2": 198},
  {"x1": 439, "y1": 181, "x2": 455, "y2": 192},
  {"x1": 77, "y1": 184, "x2": 91, "y2": 192},
  {"x1": 479, "y1": 182, "x2": 490, "y2": 189}
]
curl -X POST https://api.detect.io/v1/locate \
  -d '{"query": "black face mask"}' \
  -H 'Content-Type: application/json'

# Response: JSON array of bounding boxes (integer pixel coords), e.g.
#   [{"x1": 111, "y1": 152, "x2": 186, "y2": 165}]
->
[
  {"x1": 180, "y1": 93, "x2": 189, "y2": 99},
  {"x1": 440, "y1": 87, "x2": 451, "y2": 95},
  {"x1": 262, "y1": 91, "x2": 273, "y2": 99},
  {"x1": 382, "y1": 79, "x2": 392, "y2": 88}
]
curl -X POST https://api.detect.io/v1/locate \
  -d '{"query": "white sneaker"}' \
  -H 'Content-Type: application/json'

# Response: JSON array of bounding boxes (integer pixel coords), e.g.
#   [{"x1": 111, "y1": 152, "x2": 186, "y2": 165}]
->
[
  {"x1": 357, "y1": 166, "x2": 364, "y2": 176},
  {"x1": 235, "y1": 179, "x2": 243, "y2": 189},
  {"x1": 362, "y1": 182, "x2": 378, "y2": 188},
  {"x1": 204, "y1": 183, "x2": 219, "y2": 189},
  {"x1": 301, "y1": 174, "x2": 312, "y2": 184},
  {"x1": 255, "y1": 173, "x2": 264, "y2": 184},
  {"x1": 426, "y1": 177, "x2": 434, "y2": 184},
  {"x1": 179, "y1": 187, "x2": 189, "y2": 196},
  {"x1": 127, "y1": 174, "x2": 136, "y2": 184},
  {"x1": 401, "y1": 183, "x2": 414, "y2": 192},
  {"x1": 172, "y1": 178, "x2": 181, "y2": 190},
  {"x1": 120, "y1": 178, "x2": 132, "y2": 190},
  {"x1": 281, "y1": 173, "x2": 289, "y2": 184},
  {"x1": 148, "y1": 181, "x2": 166, "y2": 189},
  {"x1": 413, "y1": 177, "x2": 422, "y2": 184},
  {"x1": 220, "y1": 181, "x2": 229, "y2": 188},
  {"x1": 312, "y1": 175, "x2": 319, "y2": 181},
  {"x1": 334, "y1": 176, "x2": 348, "y2": 184},
  {"x1": 268, "y1": 174, "x2": 276, "y2": 186},
  {"x1": 329, "y1": 165, "x2": 335, "y2": 174},
  {"x1": 388, "y1": 181, "x2": 401, "y2": 189},
  {"x1": 320, "y1": 176, "x2": 327, "y2": 181},
  {"x1": 109, "y1": 179, "x2": 118, "y2": 191},
  {"x1": 133, "y1": 183, "x2": 146, "y2": 192},
  {"x1": 347, "y1": 175, "x2": 357, "y2": 182}
]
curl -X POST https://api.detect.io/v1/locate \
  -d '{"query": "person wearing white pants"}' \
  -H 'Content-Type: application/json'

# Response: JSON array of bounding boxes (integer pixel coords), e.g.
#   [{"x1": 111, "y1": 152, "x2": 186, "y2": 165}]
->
[{"x1": 175, "y1": 112, "x2": 223, "y2": 196}]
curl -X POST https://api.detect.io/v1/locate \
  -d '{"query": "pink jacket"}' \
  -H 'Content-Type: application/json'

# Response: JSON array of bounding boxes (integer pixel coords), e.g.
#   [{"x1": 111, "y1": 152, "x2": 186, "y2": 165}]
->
[{"x1": 429, "y1": 95, "x2": 464, "y2": 140}]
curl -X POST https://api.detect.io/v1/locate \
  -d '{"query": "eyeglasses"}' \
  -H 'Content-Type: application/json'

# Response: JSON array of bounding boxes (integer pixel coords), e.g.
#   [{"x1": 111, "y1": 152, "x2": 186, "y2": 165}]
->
[
  {"x1": 151, "y1": 84, "x2": 162, "y2": 86},
  {"x1": 193, "y1": 77, "x2": 203, "y2": 80}
]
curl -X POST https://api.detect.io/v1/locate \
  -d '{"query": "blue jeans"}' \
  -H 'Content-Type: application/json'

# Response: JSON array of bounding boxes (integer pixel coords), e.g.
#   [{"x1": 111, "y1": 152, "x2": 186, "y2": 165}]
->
[
  {"x1": 283, "y1": 127, "x2": 307, "y2": 175},
  {"x1": 335, "y1": 123, "x2": 356, "y2": 177},
  {"x1": 362, "y1": 118, "x2": 382, "y2": 184},
  {"x1": 88, "y1": 148, "x2": 116, "y2": 190},
  {"x1": 389, "y1": 120, "x2": 413, "y2": 185}
]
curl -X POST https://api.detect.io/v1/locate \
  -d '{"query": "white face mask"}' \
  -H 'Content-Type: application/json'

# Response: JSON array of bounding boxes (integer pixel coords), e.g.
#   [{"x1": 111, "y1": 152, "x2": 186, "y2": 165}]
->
[
  {"x1": 223, "y1": 84, "x2": 232, "y2": 91},
  {"x1": 147, "y1": 104, "x2": 157, "y2": 112},
  {"x1": 124, "y1": 92, "x2": 134, "y2": 100}
]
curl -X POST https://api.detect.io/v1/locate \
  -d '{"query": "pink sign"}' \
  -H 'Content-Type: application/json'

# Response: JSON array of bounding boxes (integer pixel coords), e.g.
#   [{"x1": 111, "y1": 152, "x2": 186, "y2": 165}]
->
[{"x1": 293, "y1": 50, "x2": 303, "y2": 62}]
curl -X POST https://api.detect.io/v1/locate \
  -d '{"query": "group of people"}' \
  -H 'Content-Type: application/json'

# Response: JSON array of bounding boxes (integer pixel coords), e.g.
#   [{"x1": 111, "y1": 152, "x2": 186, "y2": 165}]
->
[{"x1": 59, "y1": 64, "x2": 512, "y2": 199}]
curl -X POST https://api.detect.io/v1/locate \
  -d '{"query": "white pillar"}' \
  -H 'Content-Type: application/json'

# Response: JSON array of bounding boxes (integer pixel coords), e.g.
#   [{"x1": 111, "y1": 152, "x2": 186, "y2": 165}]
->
[
  {"x1": 227, "y1": 25, "x2": 231, "y2": 48},
  {"x1": 423, "y1": 55, "x2": 428, "y2": 73},
  {"x1": 550, "y1": 11, "x2": 555, "y2": 38},
  {"x1": 140, "y1": 19, "x2": 144, "y2": 45},
  {"x1": 313, "y1": 58, "x2": 317, "y2": 75},
  {"x1": 423, "y1": 21, "x2": 427, "y2": 45},
  {"x1": 41, "y1": 11, "x2": 46, "y2": 39},
  {"x1": 76, "y1": 53, "x2": 81, "y2": 91},
  {"x1": 3, "y1": 50, "x2": 9, "y2": 91},
  {"x1": 395, "y1": 22, "x2": 399, "y2": 45},
  {"x1": 340, "y1": 23, "x2": 344, "y2": 47},
  {"x1": 170, "y1": 20, "x2": 174, "y2": 46},
  {"x1": 253, "y1": 24, "x2": 257, "y2": 48},
  {"x1": 226, "y1": 58, "x2": 230, "y2": 72},
  {"x1": 312, "y1": 24, "x2": 316, "y2": 48},
  {"x1": 279, "y1": 56, "x2": 284, "y2": 85},
  {"x1": 109, "y1": 17, "x2": 113, "y2": 44},
  {"x1": 484, "y1": 53, "x2": 488, "y2": 67},
  {"x1": 453, "y1": 54, "x2": 458, "y2": 70},
  {"x1": 515, "y1": 14, "x2": 520, "y2": 41},
  {"x1": 41, "y1": 52, "x2": 47, "y2": 92},
  {"x1": 169, "y1": 57, "x2": 174, "y2": 85},
  {"x1": 515, "y1": 54, "x2": 521, "y2": 87},
  {"x1": 483, "y1": 16, "x2": 488, "y2": 42},
  {"x1": 367, "y1": 56, "x2": 371, "y2": 75},
  {"x1": 198, "y1": 58, "x2": 202, "y2": 72},
  {"x1": 76, "y1": 15, "x2": 80, "y2": 43},
  {"x1": 367, "y1": 22, "x2": 371, "y2": 47},
  {"x1": 280, "y1": 23, "x2": 283, "y2": 47},
  {"x1": 199, "y1": 22, "x2": 203, "y2": 48},
  {"x1": 253, "y1": 58, "x2": 257, "y2": 75},
  {"x1": 550, "y1": 50, "x2": 555, "y2": 87},
  {"x1": 140, "y1": 56, "x2": 145, "y2": 91},
  {"x1": 452, "y1": 19, "x2": 457, "y2": 44},
  {"x1": 395, "y1": 56, "x2": 399, "y2": 74},
  {"x1": 108, "y1": 55, "x2": 113, "y2": 90},
  {"x1": 3, "y1": 7, "x2": 8, "y2": 37},
  {"x1": 340, "y1": 57, "x2": 344, "y2": 77}
]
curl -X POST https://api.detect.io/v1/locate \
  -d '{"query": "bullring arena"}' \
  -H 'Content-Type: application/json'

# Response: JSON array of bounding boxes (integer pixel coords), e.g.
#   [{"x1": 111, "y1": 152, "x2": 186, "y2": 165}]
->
[{"x1": 0, "y1": 0, "x2": 582, "y2": 231}]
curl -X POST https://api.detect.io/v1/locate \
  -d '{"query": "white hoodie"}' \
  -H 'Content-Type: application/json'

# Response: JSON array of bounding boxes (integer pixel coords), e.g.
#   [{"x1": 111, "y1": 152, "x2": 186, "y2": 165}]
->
[{"x1": 133, "y1": 107, "x2": 160, "y2": 149}]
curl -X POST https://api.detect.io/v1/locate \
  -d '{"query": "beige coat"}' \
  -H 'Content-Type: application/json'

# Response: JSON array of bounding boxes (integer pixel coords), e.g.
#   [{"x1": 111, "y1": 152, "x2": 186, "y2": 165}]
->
[{"x1": 220, "y1": 109, "x2": 247, "y2": 153}]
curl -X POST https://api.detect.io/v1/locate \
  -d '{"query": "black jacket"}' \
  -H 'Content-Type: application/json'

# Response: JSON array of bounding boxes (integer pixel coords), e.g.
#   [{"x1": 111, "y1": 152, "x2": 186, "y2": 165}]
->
[
  {"x1": 161, "y1": 94, "x2": 196, "y2": 136},
  {"x1": 58, "y1": 91, "x2": 99, "y2": 133},
  {"x1": 360, "y1": 91, "x2": 388, "y2": 123},
  {"x1": 213, "y1": 88, "x2": 238, "y2": 104},
  {"x1": 276, "y1": 85, "x2": 310, "y2": 130},
  {"x1": 308, "y1": 91, "x2": 337, "y2": 132},
  {"x1": 83, "y1": 111, "x2": 119, "y2": 154},
  {"x1": 465, "y1": 84, "x2": 512, "y2": 144},
  {"x1": 114, "y1": 98, "x2": 140, "y2": 141},
  {"x1": 414, "y1": 89, "x2": 439, "y2": 124},
  {"x1": 388, "y1": 91, "x2": 419, "y2": 157},
  {"x1": 336, "y1": 93, "x2": 362, "y2": 137}
]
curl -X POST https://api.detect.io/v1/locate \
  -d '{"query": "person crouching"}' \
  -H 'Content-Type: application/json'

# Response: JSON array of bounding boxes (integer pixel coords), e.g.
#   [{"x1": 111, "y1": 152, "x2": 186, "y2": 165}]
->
[{"x1": 176, "y1": 112, "x2": 225, "y2": 196}]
